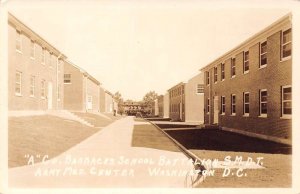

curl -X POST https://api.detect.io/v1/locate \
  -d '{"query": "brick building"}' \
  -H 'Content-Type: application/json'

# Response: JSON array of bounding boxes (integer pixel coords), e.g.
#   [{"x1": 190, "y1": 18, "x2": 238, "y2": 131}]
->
[
  {"x1": 63, "y1": 60, "x2": 100, "y2": 112},
  {"x1": 168, "y1": 82, "x2": 185, "y2": 121},
  {"x1": 8, "y1": 13, "x2": 65, "y2": 111},
  {"x1": 157, "y1": 95, "x2": 164, "y2": 117},
  {"x1": 163, "y1": 92, "x2": 170, "y2": 118},
  {"x1": 104, "y1": 90, "x2": 114, "y2": 113},
  {"x1": 201, "y1": 14, "x2": 292, "y2": 144},
  {"x1": 99, "y1": 86, "x2": 106, "y2": 112},
  {"x1": 185, "y1": 72, "x2": 205, "y2": 123}
]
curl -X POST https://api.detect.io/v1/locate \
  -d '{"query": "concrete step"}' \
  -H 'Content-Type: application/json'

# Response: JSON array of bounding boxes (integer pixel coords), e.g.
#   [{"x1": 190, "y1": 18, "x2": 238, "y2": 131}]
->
[{"x1": 46, "y1": 110, "x2": 94, "y2": 127}]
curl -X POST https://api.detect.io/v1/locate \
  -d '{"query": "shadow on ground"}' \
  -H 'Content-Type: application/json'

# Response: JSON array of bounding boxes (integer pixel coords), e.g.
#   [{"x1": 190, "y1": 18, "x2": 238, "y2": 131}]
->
[
  {"x1": 131, "y1": 121, "x2": 181, "y2": 152},
  {"x1": 166, "y1": 129, "x2": 291, "y2": 154}
]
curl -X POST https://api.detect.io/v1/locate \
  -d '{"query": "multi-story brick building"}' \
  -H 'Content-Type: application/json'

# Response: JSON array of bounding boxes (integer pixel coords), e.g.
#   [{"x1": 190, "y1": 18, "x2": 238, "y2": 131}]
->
[
  {"x1": 104, "y1": 90, "x2": 114, "y2": 113},
  {"x1": 168, "y1": 82, "x2": 185, "y2": 121},
  {"x1": 157, "y1": 95, "x2": 164, "y2": 117},
  {"x1": 201, "y1": 14, "x2": 292, "y2": 144},
  {"x1": 185, "y1": 72, "x2": 205, "y2": 123},
  {"x1": 99, "y1": 86, "x2": 106, "y2": 112},
  {"x1": 8, "y1": 13, "x2": 66, "y2": 111},
  {"x1": 63, "y1": 60, "x2": 100, "y2": 112}
]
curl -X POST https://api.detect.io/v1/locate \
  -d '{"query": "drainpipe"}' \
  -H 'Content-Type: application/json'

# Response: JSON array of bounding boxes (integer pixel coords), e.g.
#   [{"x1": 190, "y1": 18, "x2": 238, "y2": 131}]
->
[{"x1": 57, "y1": 54, "x2": 62, "y2": 110}]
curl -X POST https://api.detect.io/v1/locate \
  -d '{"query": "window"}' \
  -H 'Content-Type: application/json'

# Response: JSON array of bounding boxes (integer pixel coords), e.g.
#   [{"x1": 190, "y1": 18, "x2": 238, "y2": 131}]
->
[
  {"x1": 41, "y1": 80, "x2": 46, "y2": 98},
  {"x1": 243, "y1": 92, "x2": 250, "y2": 116},
  {"x1": 221, "y1": 63, "x2": 225, "y2": 80},
  {"x1": 30, "y1": 76, "x2": 35, "y2": 97},
  {"x1": 64, "y1": 74, "x2": 71, "y2": 83},
  {"x1": 244, "y1": 51, "x2": 249, "y2": 73},
  {"x1": 30, "y1": 40, "x2": 35, "y2": 58},
  {"x1": 16, "y1": 31, "x2": 22, "y2": 52},
  {"x1": 259, "y1": 89, "x2": 267, "y2": 116},
  {"x1": 221, "y1": 96, "x2": 225, "y2": 114},
  {"x1": 15, "y1": 71, "x2": 22, "y2": 95},
  {"x1": 231, "y1": 94, "x2": 236, "y2": 115},
  {"x1": 206, "y1": 71, "x2": 210, "y2": 85},
  {"x1": 214, "y1": 66, "x2": 218, "y2": 83},
  {"x1": 282, "y1": 86, "x2": 292, "y2": 117},
  {"x1": 207, "y1": 98, "x2": 210, "y2": 114},
  {"x1": 260, "y1": 41, "x2": 267, "y2": 67},
  {"x1": 231, "y1": 58, "x2": 236, "y2": 78},
  {"x1": 41, "y1": 48, "x2": 46, "y2": 64},
  {"x1": 196, "y1": 84, "x2": 204, "y2": 94},
  {"x1": 281, "y1": 29, "x2": 292, "y2": 60}
]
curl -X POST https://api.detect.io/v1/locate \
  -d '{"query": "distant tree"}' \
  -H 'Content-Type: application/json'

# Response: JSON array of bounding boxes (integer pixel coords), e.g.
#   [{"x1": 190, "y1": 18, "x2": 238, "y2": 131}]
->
[
  {"x1": 114, "y1": 91, "x2": 124, "y2": 115},
  {"x1": 142, "y1": 91, "x2": 158, "y2": 114}
]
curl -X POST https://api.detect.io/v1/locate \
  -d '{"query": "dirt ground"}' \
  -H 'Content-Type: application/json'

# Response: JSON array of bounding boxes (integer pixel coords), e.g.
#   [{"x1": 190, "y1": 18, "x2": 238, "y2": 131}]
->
[
  {"x1": 8, "y1": 114, "x2": 118, "y2": 168},
  {"x1": 166, "y1": 129, "x2": 292, "y2": 187}
]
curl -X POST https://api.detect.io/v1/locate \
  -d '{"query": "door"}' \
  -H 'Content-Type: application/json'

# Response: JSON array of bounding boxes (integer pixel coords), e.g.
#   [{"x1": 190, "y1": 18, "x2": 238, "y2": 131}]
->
[
  {"x1": 47, "y1": 82, "x2": 53, "y2": 110},
  {"x1": 87, "y1": 95, "x2": 93, "y2": 110},
  {"x1": 213, "y1": 96, "x2": 219, "y2": 124}
]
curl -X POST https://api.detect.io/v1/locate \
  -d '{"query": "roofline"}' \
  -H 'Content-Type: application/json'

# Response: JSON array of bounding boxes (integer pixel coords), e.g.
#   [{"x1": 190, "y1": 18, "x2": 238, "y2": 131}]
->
[
  {"x1": 65, "y1": 60, "x2": 101, "y2": 85},
  {"x1": 200, "y1": 12, "x2": 292, "y2": 71},
  {"x1": 8, "y1": 12, "x2": 67, "y2": 60},
  {"x1": 167, "y1": 82, "x2": 186, "y2": 92}
]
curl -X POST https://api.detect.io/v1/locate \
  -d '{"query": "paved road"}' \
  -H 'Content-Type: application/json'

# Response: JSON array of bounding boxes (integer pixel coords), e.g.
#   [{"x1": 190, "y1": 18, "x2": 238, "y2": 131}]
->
[{"x1": 9, "y1": 117, "x2": 195, "y2": 188}]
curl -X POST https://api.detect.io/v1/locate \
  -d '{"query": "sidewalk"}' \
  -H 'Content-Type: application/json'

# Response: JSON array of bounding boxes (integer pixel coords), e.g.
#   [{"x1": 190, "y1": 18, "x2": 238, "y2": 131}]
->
[{"x1": 9, "y1": 117, "x2": 195, "y2": 188}]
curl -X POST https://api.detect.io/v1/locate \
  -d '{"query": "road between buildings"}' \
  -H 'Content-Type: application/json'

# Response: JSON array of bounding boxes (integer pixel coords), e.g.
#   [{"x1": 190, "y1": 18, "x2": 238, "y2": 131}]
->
[{"x1": 9, "y1": 116, "x2": 196, "y2": 188}]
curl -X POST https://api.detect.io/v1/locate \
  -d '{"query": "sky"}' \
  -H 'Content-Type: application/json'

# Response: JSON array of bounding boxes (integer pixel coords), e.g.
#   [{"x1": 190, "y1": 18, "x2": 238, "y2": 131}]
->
[{"x1": 3, "y1": 0, "x2": 297, "y2": 101}]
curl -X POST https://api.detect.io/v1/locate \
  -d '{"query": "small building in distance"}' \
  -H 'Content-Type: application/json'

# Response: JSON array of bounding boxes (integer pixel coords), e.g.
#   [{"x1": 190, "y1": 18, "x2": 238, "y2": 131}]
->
[
  {"x1": 201, "y1": 14, "x2": 292, "y2": 144},
  {"x1": 168, "y1": 82, "x2": 185, "y2": 121},
  {"x1": 8, "y1": 13, "x2": 65, "y2": 111},
  {"x1": 157, "y1": 95, "x2": 164, "y2": 118},
  {"x1": 163, "y1": 92, "x2": 170, "y2": 118},
  {"x1": 63, "y1": 60, "x2": 100, "y2": 112},
  {"x1": 185, "y1": 72, "x2": 205, "y2": 123}
]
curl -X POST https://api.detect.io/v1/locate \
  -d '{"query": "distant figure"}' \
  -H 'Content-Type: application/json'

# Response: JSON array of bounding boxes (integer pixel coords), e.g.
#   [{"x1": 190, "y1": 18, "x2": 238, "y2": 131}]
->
[{"x1": 113, "y1": 110, "x2": 116, "y2": 116}]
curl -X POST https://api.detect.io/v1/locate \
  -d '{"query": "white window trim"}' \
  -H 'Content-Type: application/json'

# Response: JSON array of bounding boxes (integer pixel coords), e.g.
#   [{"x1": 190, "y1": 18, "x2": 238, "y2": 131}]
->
[
  {"x1": 15, "y1": 71, "x2": 22, "y2": 96},
  {"x1": 259, "y1": 89, "x2": 267, "y2": 117},
  {"x1": 259, "y1": 41, "x2": 267, "y2": 68},
  {"x1": 280, "y1": 28, "x2": 292, "y2": 62},
  {"x1": 29, "y1": 76, "x2": 35, "y2": 97},
  {"x1": 196, "y1": 84, "x2": 204, "y2": 95},
  {"x1": 221, "y1": 63, "x2": 225, "y2": 81},
  {"x1": 243, "y1": 92, "x2": 250, "y2": 116},
  {"x1": 243, "y1": 51, "x2": 250, "y2": 74},
  {"x1": 231, "y1": 94, "x2": 236, "y2": 116},
  {"x1": 207, "y1": 98, "x2": 210, "y2": 114},
  {"x1": 281, "y1": 85, "x2": 292, "y2": 119},
  {"x1": 221, "y1": 96, "x2": 225, "y2": 115},
  {"x1": 206, "y1": 71, "x2": 210, "y2": 86},
  {"x1": 214, "y1": 66, "x2": 218, "y2": 84},
  {"x1": 30, "y1": 41, "x2": 35, "y2": 60},
  {"x1": 41, "y1": 48, "x2": 46, "y2": 65},
  {"x1": 15, "y1": 31, "x2": 22, "y2": 54},
  {"x1": 231, "y1": 58, "x2": 236, "y2": 78}
]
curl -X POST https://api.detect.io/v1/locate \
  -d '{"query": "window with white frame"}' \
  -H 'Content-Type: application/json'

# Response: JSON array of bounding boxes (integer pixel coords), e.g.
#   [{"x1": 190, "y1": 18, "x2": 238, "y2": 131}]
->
[
  {"x1": 206, "y1": 71, "x2": 210, "y2": 85},
  {"x1": 30, "y1": 76, "x2": 35, "y2": 97},
  {"x1": 221, "y1": 96, "x2": 225, "y2": 114},
  {"x1": 281, "y1": 29, "x2": 292, "y2": 60},
  {"x1": 196, "y1": 84, "x2": 204, "y2": 94},
  {"x1": 260, "y1": 41, "x2": 267, "y2": 67},
  {"x1": 221, "y1": 63, "x2": 225, "y2": 80},
  {"x1": 231, "y1": 94, "x2": 236, "y2": 115},
  {"x1": 41, "y1": 48, "x2": 46, "y2": 64},
  {"x1": 243, "y1": 92, "x2": 250, "y2": 116},
  {"x1": 30, "y1": 40, "x2": 35, "y2": 59},
  {"x1": 259, "y1": 89, "x2": 267, "y2": 116},
  {"x1": 282, "y1": 86, "x2": 292, "y2": 116},
  {"x1": 41, "y1": 80, "x2": 46, "y2": 98},
  {"x1": 207, "y1": 98, "x2": 210, "y2": 114},
  {"x1": 214, "y1": 66, "x2": 218, "y2": 83},
  {"x1": 231, "y1": 58, "x2": 236, "y2": 77},
  {"x1": 244, "y1": 51, "x2": 249, "y2": 73},
  {"x1": 15, "y1": 71, "x2": 22, "y2": 95},
  {"x1": 16, "y1": 30, "x2": 22, "y2": 52},
  {"x1": 64, "y1": 74, "x2": 71, "y2": 83}
]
